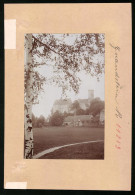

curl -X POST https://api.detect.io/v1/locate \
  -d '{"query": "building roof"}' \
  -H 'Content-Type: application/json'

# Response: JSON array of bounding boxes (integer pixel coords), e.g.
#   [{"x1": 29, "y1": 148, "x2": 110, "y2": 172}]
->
[
  {"x1": 53, "y1": 99, "x2": 72, "y2": 106},
  {"x1": 64, "y1": 115, "x2": 92, "y2": 122}
]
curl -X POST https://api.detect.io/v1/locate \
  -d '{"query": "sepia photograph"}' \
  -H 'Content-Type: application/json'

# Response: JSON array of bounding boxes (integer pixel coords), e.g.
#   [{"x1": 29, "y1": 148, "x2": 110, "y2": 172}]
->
[{"x1": 24, "y1": 33, "x2": 105, "y2": 159}]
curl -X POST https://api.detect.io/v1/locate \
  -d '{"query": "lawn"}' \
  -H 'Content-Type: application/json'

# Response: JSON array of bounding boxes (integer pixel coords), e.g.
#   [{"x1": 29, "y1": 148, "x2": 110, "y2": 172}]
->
[
  {"x1": 39, "y1": 142, "x2": 104, "y2": 159},
  {"x1": 33, "y1": 126, "x2": 104, "y2": 159}
]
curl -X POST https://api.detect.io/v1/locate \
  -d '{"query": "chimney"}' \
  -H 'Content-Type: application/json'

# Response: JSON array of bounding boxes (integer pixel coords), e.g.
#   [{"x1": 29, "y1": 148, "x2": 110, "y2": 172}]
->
[{"x1": 88, "y1": 90, "x2": 94, "y2": 102}]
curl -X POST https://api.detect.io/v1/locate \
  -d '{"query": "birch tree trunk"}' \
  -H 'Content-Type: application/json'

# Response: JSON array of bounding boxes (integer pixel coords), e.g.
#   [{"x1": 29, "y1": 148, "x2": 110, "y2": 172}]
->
[{"x1": 24, "y1": 34, "x2": 34, "y2": 159}]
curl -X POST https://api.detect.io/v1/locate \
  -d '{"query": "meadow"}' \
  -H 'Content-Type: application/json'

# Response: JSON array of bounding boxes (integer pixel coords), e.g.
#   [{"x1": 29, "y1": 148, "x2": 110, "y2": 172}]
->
[{"x1": 33, "y1": 126, "x2": 104, "y2": 159}]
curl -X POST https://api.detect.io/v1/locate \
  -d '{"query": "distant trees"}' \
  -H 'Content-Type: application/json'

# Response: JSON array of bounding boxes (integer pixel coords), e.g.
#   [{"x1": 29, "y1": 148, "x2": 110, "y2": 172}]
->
[
  {"x1": 91, "y1": 115, "x2": 100, "y2": 125},
  {"x1": 32, "y1": 113, "x2": 36, "y2": 127},
  {"x1": 70, "y1": 98, "x2": 104, "y2": 117},
  {"x1": 63, "y1": 111, "x2": 74, "y2": 118},
  {"x1": 50, "y1": 111, "x2": 64, "y2": 126},
  {"x1": 70, "y1": 100, "x2": 80, "y2": 113},
  {"x1": 70, "y1": 100, "x2": 87, "y2": 116},
  {"x1": 88, "y1": 98, "x2": 104, "y2": 117},
  {"x1": 76, "y1": 108, "x2": 86, "y2": 115},
  {"x1": 32, "y1": 97, "x2": 104, "y2": 128},
  {"x1": 32, "y1": 114, "x2": 46, "y2": 128}
]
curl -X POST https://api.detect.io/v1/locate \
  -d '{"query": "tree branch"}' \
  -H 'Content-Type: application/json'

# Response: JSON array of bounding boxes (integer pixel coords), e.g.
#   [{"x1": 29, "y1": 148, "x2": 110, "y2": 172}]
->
[{"x1": 32, "y1": 35, "x2": 63, "y2": 57}]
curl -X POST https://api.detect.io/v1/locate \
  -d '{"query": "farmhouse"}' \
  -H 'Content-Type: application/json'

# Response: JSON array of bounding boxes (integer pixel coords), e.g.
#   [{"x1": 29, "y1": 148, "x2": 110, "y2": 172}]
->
[{"x1": 63, "y1": 115, "x2": 93, "y2": 127}]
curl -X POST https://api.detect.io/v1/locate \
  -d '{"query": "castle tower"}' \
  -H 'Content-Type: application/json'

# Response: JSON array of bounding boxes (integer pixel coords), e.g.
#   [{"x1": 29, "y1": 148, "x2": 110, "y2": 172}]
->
[{"x1": 88, "y1": 90, "x2": 94, "y2": 102}]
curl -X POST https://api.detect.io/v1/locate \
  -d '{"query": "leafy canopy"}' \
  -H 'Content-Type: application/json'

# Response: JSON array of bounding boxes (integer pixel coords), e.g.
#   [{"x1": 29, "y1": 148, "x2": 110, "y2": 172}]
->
[{"x1": 25, "y1": 34, "x2": 105, "y2": 104}]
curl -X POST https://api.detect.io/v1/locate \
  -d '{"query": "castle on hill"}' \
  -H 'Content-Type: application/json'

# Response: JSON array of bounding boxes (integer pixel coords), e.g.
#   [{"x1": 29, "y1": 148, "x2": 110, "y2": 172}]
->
[{"x1": 52, "y1": 90, "x2": 94, "y2": 114}]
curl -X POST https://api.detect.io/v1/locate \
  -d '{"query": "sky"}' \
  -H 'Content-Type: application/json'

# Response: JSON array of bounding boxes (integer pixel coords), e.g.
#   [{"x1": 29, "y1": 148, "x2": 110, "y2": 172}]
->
[
  {"x1": 32, "y1": 34, "x2": 105, "y2": 118},
  {"x1": 32, "y1": 68, "x2": 104, "y2": 118}
]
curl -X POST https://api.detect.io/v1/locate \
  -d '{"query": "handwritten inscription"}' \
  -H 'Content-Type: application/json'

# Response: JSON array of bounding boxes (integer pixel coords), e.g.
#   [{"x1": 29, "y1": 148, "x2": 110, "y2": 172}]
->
[
  {"x1": 115, "y1": 123, "x2": 121, "y2": 149},
  {"x1": 110, "y1": 43, "x2": 122, "y2": 149}
]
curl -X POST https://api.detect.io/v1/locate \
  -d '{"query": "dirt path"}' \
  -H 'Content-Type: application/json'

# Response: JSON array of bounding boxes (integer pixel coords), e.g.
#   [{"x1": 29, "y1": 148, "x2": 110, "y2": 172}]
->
[{"x1": 32, "y1": 140, "x2": 104, "y2": 159}]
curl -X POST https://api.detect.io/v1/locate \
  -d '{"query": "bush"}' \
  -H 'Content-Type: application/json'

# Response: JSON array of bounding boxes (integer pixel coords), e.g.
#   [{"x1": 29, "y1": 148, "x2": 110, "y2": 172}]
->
[
  {"x1": 91, "y1": 115, "x2": 100, "y2": 126},
  {"x1": 50, "y1": 111, "x2": 64, "y2": 126},
  {"x1": 32, "y1": 113, "x2": 46, "y2": 128}
]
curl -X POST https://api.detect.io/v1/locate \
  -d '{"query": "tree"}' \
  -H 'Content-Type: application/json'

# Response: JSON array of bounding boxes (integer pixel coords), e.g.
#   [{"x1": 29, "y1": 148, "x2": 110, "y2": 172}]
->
[
  {"x1": 36, "y1": 115, "x2": 46, "y2": 128},
  {"x1": 84, "y1": 108, "x2": 90, "y2": 115},
  {"x1": 91, "y1": 115, "x2": 100, "y2": 126},
  {"x1": 89, "y1": 98, "x2": 104, "y2": 117},
  {"x1": 32, "y1": 113, "x2": 36, "y2": 127},
  {"x1": 24, "y1": 33, "x2": 104, "y2": 158},
  {"x1": 24, "y1": 34, "x2": 34, "y2": 159},
  {"x1": 50, "y1": 111, "x2": 64, "y2": 126},
  {"x1": 70, "y1": 100, "x2": 81, "y2": 114},
  {"x1": 76, "y1": 108, "x2": 86, "y2": 115}
]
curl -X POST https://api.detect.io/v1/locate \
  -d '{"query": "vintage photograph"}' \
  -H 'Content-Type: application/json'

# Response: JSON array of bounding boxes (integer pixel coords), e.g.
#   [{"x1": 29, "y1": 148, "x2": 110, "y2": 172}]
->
[{"x1": 24, "y1": 33, "x2": 105, "y2": 159}]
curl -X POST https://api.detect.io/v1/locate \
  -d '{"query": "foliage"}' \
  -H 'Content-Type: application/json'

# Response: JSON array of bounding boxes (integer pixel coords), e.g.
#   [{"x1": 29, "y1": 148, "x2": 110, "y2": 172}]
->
[
  {"x1": 70, "y1": 100, "x2": 81, "y2": 113},
  {"x1": 63, "y1": 111, "x2": 74, "y2": 118},
  {"x1": 92, "y1": 115, "x2": 100, "y2": 122},
  {"x1": 76, "y1": 108, "x2": 86, "y2": 115},
  {"x1": 84, "y1": 108, "x2": 90, "y2": 115},
  {"x1": 89, "y1": 98, "x2": 104, "y2": 117},
  {"x1": 32, "y1": 113, "x2": 36, "y2": 127},
  {"x1": 25, "y1": 33, "x2": 105, "y2": 105},
  {"x1": 50, "y1": 111, "x2": 64, "y2": 126},
  {"x1": 70, "y1": 101, "x2": 90, "y2": 115},
  {"x1": 32, "y1": 113, "x2": 46, "y2": 128}
]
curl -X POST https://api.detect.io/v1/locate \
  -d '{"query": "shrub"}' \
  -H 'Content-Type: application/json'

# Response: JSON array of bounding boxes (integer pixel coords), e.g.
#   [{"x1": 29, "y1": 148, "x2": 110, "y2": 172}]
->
[{"x1": 50, "y1": 111, "x2": 64, "y2": 126}]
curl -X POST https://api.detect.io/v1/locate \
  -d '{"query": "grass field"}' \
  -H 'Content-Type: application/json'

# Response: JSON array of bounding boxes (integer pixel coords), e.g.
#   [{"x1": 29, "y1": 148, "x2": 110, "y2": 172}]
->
[{"x1": 33, "y1": 126, "x2": 104, "y2": 159}]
